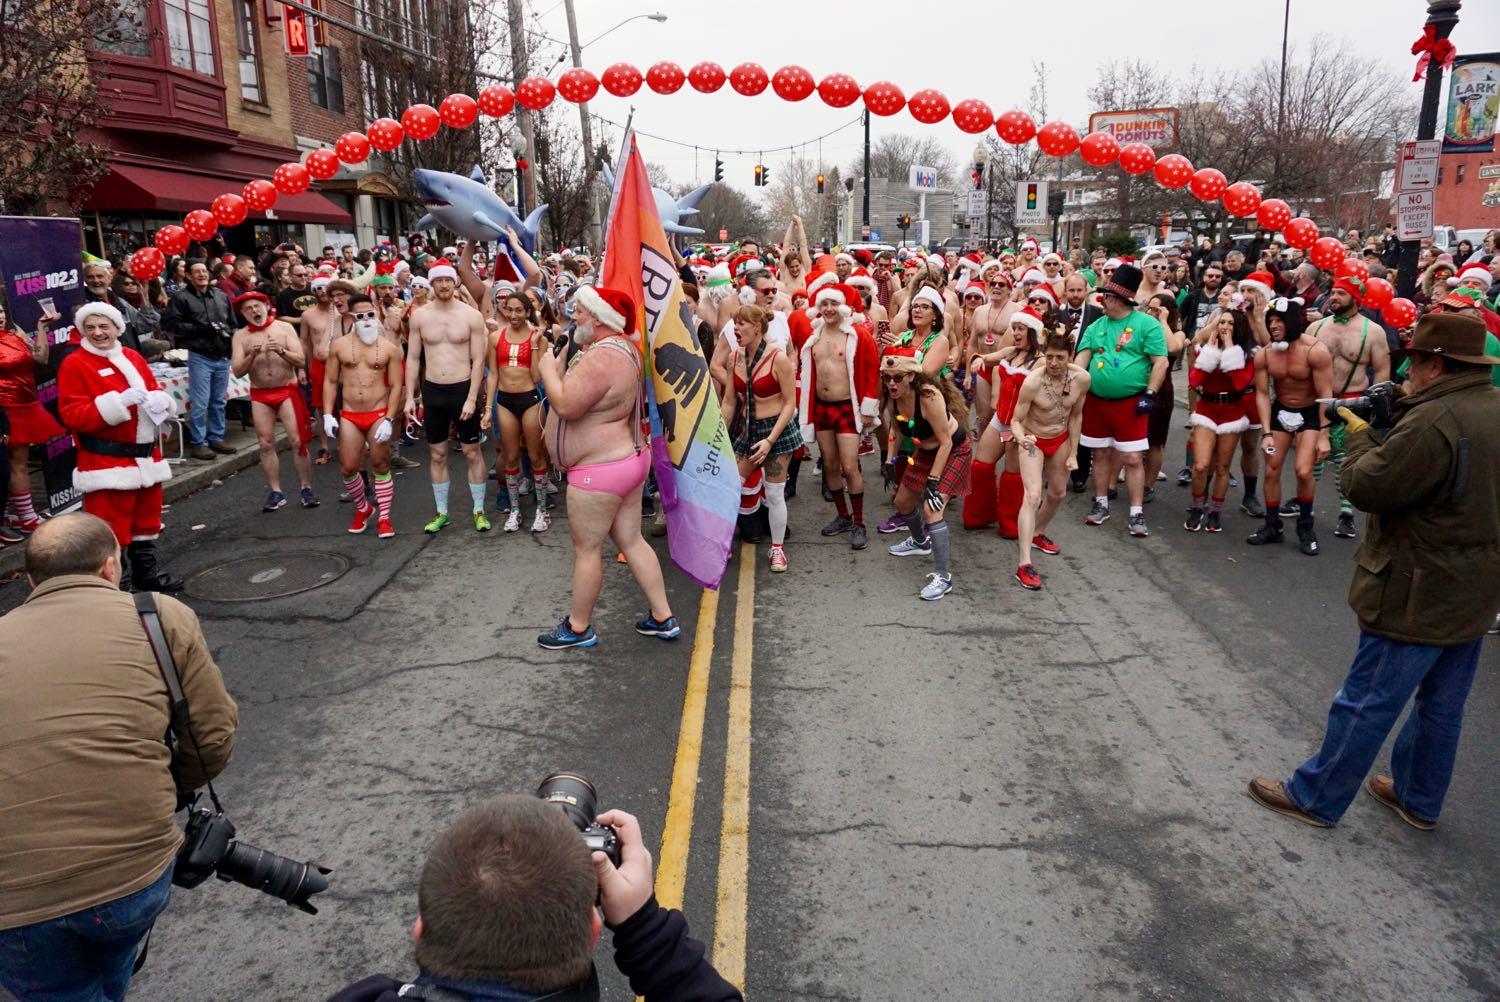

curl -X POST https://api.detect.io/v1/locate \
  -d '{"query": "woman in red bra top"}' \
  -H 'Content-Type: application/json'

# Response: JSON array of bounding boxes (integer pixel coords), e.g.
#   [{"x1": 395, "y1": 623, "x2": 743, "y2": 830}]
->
[
  {"x1": 484, "y1": 290, "x2": 553, "y2": 533},
  {"x1": 0, "y1": 300, "x2": 64, "y2": 536},
  {"x1": 719, "y1": 304, "x2": 802, "y2": 573},
  {"x1": 962, "y1": 306, "x2": 1044, "y2": 537}
]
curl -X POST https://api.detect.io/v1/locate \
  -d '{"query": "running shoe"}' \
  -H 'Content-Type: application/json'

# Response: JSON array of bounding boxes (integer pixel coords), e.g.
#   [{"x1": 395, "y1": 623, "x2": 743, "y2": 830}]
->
[
  {"x1": 503, "y1": 509, "x2": 522, "y2": 533},
  {"x1": 423, "y1": 513, "x2": 451, "y2": 534},
  {"x1": 348, "y1": 503, "x2": 374, "y2": 534},
  {"x1": 1143, "y1": 487, "x2": 1156, "y2": 504},
  {"x1": 821, "y1": 483, "x2": 834, "y2": 503},
  {"x1": 1128, "y1": 513, "x2": 1149, "y2": 537},
  {"x1": 1116, "y1": 469, "x2": 1125, "y2": 484},
  {"x1": 494, "y1": 489, "x2": 511, "y2": 513},
  {"x1": 4, "y1": 514, "x2": 43, "y2": 534},
  {"x1": 1155, "y1": 470, "x2": 1167, "y2": 482},
  {"x1": 1085, "y1": 500, "x2": 1110, "y2": 525},
  {"x1": 474, "y1": 511, "x2": 492, "y2": 532},
  {"x1": 1184, "y1": 507, "x2": 1205, "y2": 532},
  {"x1": 300, "y1": 487, "x2": 320, "y2": 508},
  {"x1": 635, "y1": 614, "x2": 682, "y2": 639},
  {"x1": 919, "y1": 572, "x2": 953, "y2": 601},
  {"x1": 1229, "y1": 474, "x2": 1239, "y2": 488},
  {"x1": 888, "y1": 536, "x2": 932, "y2": 557},
  {"x1": 1031, "y1": 533, "x2": 1060, "y2": 556},
  {"x1": 377, "y1": 517, "x2": 395, "y2": 539},
  {"x1": 1107, "y1": 488, "x2": 1119, "y2": 501},
  {"x1": 262, "y1": 490, "x2": 287, "y2": 513},
  {"x1": 338, "y1": 489, "x2": 351, "y2": 503},
  {"x1": 391, "y1": 454, "x2": 421, "y2": 469},
  {"x1": 315, "y1": 448, "x2": 330, "y2": 466},
  {"x1": 769, "y1": 544, "x2": 788, "y2": 573},
  {"x1": 858, "y1": 433, "x2": 877, "y2": 457},
  {"x1": 1240, "y1": 495, "x2": 1265, "y2": 518},
  {"x1": 1015, "y1": 563, "x2": 1043, "y2": 591},
  {"x1": 1297, "y1": 523, "x2": 1319, "y2": 556},
  {"x1": 518, "y1": 474, "x2": 534, "y2": 496},
  {"x1": 1334, "y1": 513, "x2": 1357, "y2": 538},
  {"x1": 1247, "y1": 524, "x2": 1284, "y2": 545},
  {"x1": 1280, "y1": 499, "x2": 1300, "y2": 516},
  {"x1": 877, "y1": 512, "x2": 907, "y2": 534},
  {"x1": 1176, "y1": 466, "x2": 1192, "y2": 485},
  {"x1": 820, "y1": 514, "x2": 853, "y2": 536},
  {"x1": 0, "y1": 524, "x2": 24, "y2": 545},
  {"x1": 1205, "y1": 510, "x2": 1222, "y2": 533},
  {"x1": 531, "y1": 507, "x2": 551, "y2": 533},
  {"x1": 538, "y1": 617, "x2": 598, "y2": 650}
]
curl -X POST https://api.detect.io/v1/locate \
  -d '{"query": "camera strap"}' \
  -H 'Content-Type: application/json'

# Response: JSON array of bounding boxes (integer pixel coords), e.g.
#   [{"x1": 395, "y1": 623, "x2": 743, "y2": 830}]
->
[{"x1": 133, "y1": 591, "x2": 224, "y2": 815}]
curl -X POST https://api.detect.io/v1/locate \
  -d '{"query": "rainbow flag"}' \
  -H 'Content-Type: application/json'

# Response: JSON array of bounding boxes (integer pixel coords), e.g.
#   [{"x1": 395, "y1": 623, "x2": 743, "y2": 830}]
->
[{"x1": 601, "y1": 136, "x2": 739, "y2": 589}]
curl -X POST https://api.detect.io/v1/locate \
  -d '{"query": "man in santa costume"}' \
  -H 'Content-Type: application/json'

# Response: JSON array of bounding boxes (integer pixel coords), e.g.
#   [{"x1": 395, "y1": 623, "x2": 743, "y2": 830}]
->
[
  {"x1": 56, "y1": 302, "x2": 179, "y2": 592},
  {"x1": 799, "y1": 284, "x2": 880, "y2": 550}
]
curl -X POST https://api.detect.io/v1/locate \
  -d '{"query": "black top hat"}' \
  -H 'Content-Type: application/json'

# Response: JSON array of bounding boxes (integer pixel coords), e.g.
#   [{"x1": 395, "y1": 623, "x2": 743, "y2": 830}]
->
[{"x1": 1098, "y1": 263, "x2": 1143, "y2": 306}]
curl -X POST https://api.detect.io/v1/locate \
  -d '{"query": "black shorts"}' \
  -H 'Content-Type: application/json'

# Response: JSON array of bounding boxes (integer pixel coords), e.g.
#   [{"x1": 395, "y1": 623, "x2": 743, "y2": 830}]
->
[
  {"x1": 422, "y1": 379, "x2": 482, "y2": 445},
  {"x1": 496, "y1": 388, "x2": 540, "y2": 420},
  {"x1": 1272, "y1": 402, "x2": 1323, "y2": 436},
  {"x1": 1146, "y1": 372, "x2": 1175, "y2": 448}
]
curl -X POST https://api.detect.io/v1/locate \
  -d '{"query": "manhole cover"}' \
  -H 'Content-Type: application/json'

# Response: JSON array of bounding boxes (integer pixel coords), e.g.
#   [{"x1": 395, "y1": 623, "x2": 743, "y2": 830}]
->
[{"x1": 186, "y1": 552, "x2": 350, "y2": 602}]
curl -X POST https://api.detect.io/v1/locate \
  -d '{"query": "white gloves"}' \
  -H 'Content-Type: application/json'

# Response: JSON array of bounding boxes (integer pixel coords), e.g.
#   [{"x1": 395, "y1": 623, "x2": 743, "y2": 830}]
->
[
  {"x1": 323, "y1": 414, "x2": 340, "y2": 439},
  {"x1": 142, "y1": 390, "x2": 175, "y2": 425},
  {"x1": 372, "y1": 417, "x2": 392, "y2": 444},
  {"x1": 118, "y1": 387, "x2": 148, "y2": 407}
]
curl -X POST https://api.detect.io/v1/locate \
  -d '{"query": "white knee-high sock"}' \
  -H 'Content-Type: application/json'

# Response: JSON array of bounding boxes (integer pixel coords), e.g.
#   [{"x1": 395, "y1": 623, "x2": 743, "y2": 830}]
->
[{"x1": 764, "y1": 480, "x2": 788, "y2": 544}]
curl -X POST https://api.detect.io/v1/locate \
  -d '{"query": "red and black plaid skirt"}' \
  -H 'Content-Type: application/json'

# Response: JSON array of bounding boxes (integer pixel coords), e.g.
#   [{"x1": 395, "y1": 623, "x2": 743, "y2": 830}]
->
[{"x1": 901, "y1": 437, "x2": 972, "y2": 496}]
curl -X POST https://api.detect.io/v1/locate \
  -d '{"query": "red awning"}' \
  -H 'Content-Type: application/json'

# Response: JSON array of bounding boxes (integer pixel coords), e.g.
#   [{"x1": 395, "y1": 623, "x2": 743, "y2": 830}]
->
[{"x1": 83, "y1": 164, "x2": 352, "y2": 225}]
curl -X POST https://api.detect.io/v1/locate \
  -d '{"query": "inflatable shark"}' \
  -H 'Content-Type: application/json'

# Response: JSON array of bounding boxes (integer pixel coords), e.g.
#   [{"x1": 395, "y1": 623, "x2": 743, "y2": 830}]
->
[
  {"x1": 600, "y1": 165, "x2": 713, "y2": 237},
  {"x1": 412, "y1": 165, "x2": 547, "y2": 262}
]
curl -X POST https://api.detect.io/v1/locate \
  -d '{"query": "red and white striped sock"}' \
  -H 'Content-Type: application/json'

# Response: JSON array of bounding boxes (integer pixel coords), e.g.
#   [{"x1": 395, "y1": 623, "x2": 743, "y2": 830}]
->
[
  {"x1": 373, "y1": 473, "x2": 394, "y2": 519},
  {"x1": 7, "y1": 492, "x2": 37, "y2": 523},
  {"x1": 343, "y1": 474, "x2": 369, "y2": 511}
]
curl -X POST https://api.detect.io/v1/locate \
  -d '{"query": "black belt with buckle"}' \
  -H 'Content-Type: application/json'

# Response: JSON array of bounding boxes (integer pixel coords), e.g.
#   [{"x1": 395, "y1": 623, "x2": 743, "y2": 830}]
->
[
  {"x1": 78, "y1": 434, "x2": 156, "y2": 459},
  {"x1": 1199, "y1": 389, "x2": 1248, "y2": 404}
]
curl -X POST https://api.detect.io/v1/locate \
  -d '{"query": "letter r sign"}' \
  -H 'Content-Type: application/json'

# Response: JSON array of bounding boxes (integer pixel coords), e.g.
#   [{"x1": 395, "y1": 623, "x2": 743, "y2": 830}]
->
[{"x1": 284, "y1": 5, "x2": 310, "y2": 56}]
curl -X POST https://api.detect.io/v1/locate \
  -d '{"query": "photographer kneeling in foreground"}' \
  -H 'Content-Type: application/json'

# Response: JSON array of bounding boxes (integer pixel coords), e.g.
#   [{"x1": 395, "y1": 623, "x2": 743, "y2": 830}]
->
[
  {"x1": 0, "y1": 513, "x2": 238, "y2": 1000},
  {"x1": 330, "y1": 797, "x2": 743, "y2": 1002},
  {"x1": 1249, "y1": 313, "x2": 1500, "y2": 830}
]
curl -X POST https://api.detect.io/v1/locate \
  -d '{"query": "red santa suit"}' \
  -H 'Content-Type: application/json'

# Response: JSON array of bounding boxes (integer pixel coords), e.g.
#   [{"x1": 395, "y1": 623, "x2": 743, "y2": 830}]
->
[
  {"x1": 57, "y1": 332, "x2": 174, "y2": 546},
  {"x1": 1188, "y1": 342, "x2": 1253, "y2": 434},
  {"x1": 797, "y1": 287, "x2": 880, "y2": 443}
]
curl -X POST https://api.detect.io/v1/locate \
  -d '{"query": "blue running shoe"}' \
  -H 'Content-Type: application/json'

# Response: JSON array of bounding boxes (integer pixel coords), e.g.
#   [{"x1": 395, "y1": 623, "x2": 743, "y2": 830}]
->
[
  {"x1": 299, "y1": 486, "x2": 320, "y2": 508},
  {"x1": 538, "y1": 618, "x2": 598, "y2": 650},
  {"x1": 262, "y1": 490, "x2": 287, "y2": 512},
  {"x1": 635, "y1": 614, "x2": 681, "y2": 640}
]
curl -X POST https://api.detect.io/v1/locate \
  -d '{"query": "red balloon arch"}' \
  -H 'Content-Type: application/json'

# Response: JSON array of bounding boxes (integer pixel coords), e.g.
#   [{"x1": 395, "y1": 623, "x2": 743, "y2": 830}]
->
[{"x1": 128, "y1": 60, "x2": 1416, "y2": 326}]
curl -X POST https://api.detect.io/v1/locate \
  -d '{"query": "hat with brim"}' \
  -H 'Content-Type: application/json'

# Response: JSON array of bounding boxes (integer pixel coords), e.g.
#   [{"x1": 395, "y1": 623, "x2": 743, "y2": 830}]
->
[
  {"x1": 1097, "y1": 263, "x2": 1143, "y2": 306},
  {"x1": 1390, "y1": 312, "x2": 1500, "y2": 367}
]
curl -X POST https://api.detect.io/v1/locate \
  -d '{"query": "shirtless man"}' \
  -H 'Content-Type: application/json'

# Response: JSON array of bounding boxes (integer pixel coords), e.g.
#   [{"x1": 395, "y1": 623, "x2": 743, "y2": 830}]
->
[
  {"x1": 404, "y1": 259, "x2": 489, "y2": 533},
  {"x1": 798, "y1": 285, "x2": 880, "y2": 550},
  {"x1": 536, "y1": 286, "x2": 677, "y2": 650},
  {"x1": 966, "y1": 271, "x2": 1018, "y2": 424},
  {"x1": 1248, "y1": 298, "x2": 1332, "y2": 555},
  {"x1": 323, "y1": 293, "x2": 404, "y2": 538},
  {"x1": 230, "y1": 292, "x2": 317, "y2": 512},
  {"x1": 300, "y1": 275, "x2": 344, "y2": 462},
  {"x1": 1010, "y1": 330, "x2": 1089, "y2": 590},
  {"x1": 1307, "y1": 276, "x2": 1389, "y2": 540},
  {"x1": 371, "y1": 273, "x2": 407, "y2": 341}
]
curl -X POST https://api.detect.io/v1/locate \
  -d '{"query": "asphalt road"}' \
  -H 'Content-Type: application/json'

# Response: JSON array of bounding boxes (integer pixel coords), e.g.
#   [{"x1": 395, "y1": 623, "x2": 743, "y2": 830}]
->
[{"x1": 2, "y1": 418, "x2": 1496, "y2": 1002}]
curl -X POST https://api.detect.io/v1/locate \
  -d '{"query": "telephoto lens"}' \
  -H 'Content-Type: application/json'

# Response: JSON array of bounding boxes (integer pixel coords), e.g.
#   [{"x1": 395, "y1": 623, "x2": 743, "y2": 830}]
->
[
  {"x1": 217, "y1": 840, "x2": 332, "y2": 915},
  {"x1": 537, "y1": 773, "x2": 599, "y2": 829}
]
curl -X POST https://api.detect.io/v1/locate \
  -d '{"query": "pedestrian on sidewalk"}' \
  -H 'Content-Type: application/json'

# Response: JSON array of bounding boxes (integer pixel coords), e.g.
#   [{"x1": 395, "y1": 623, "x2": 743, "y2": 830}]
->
[
  {"x1": 161, "y1": 260, "x2": 235, "y2": 461},
  {"x1": 1249, "y1": 313, "x2": 1500, "y2": 831}
]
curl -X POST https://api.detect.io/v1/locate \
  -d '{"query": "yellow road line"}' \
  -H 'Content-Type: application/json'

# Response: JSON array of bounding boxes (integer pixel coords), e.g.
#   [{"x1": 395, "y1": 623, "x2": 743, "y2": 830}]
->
[
  {"x1": 654, "y1": 585, "x2": 720, "y2": 912},
  {"x1": 712, "y1": 542, "x2": 757, "y2": 989}
]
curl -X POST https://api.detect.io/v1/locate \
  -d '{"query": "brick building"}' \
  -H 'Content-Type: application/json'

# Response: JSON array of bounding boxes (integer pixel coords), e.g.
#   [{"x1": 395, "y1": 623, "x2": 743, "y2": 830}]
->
[{"x1": 1434, "y1": 153, "x2": 1500, "y2": 230}]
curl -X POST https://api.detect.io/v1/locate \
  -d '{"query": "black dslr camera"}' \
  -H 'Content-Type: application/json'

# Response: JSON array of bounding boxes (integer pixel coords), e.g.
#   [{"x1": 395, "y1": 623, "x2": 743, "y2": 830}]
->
[
  {"x1": 1320, "y1": 380, "x2": 1401, "y2": 428},
  {"x1": 537, "y1": 773, "x2": 621, "y2": 866},
  {"x1": 174, "y1": 796, "x2": 331, "y2": 914}
]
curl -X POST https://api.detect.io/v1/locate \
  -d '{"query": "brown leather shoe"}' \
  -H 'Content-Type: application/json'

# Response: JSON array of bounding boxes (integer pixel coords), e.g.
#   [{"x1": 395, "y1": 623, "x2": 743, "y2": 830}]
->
[
  {"x1": 190, "y1": 445, "x2": 215, "y2": 461},
  {"x1": 209, "y1": 440, "x2": 237, "y2": 455},
  {"x1": 1247, "y1": 778, "x2": 1332, "y2": 828},
  {"x1": 1365, "y1": 775, "x2": 1435, "y2": 831}
]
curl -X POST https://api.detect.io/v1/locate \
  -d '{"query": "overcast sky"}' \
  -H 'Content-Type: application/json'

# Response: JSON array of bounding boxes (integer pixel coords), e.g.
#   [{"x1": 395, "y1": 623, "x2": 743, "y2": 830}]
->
[{"x1": 519, "y1": 0, "x2": 1500, "y2": 197}]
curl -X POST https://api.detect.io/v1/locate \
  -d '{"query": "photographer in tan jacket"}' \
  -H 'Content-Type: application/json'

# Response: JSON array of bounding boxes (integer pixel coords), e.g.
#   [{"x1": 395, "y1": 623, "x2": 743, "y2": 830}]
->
[{"x1": 0, "y1": 513, "x2": 237, "y2": 1000}]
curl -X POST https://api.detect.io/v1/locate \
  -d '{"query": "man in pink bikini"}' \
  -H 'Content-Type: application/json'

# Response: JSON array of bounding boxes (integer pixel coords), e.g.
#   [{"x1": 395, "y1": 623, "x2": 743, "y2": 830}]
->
[{"x1": 537, "y1": 286, "x2": 678, "y2": 650}]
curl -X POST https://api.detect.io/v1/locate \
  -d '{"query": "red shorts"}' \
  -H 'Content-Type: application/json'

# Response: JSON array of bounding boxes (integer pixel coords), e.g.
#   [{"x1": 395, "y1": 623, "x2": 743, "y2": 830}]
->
[
  {"x1": 253, "y1": 383, "x2": 311, "y2": 454},
  {"x1": 250, "y1": 384, "x2": 297, "y2": 409},
  {"x1": 2, "y1": 401, "x2": 65, "y2": 446},
  {"x1": 308, "y1": 358, "x2": 327, "y2": 408},
  {"x1": 1080, "y1": 394, "x2": 1149, "y2": 453},
  {"x1": 83, "y1": 484, "x2": 163, "y2": 546},
  {"x1": 342, "y1": 408, "x2": 386, "y2": 433},
  {"x1": 1034, "y1": 431, "x2": 1069, "y2": 457},
  {"x1": 811, "y1": 396, "x2": 858, "y2": 436}
]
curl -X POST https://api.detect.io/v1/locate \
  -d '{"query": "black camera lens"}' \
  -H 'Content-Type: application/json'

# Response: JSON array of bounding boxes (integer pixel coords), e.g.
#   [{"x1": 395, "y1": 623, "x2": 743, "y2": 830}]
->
[
  {"x1": 218, "y1": 841, "x2": 332, "y2": 915},
  {"x1": 537, "y1": 772, "x2": 598, "y2": 831}
]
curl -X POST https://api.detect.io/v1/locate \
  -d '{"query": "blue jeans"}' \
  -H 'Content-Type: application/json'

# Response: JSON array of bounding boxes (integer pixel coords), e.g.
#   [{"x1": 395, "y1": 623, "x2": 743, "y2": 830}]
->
[
  {"x1": 0, "y1": 864, "x2": 172, "y2": 1001},
  {"x1": 1286, "y1": 631, "x2": 1482, "y2": 825},
  {"x1": 186, "y1": 352, "x2": 229, "y2": 446}
]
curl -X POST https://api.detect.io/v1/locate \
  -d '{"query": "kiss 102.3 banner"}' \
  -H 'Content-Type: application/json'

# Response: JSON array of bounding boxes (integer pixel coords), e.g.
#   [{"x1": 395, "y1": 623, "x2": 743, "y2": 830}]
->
[{"x1": 0, "y1": 216, "x2": 87, "y2": 514}]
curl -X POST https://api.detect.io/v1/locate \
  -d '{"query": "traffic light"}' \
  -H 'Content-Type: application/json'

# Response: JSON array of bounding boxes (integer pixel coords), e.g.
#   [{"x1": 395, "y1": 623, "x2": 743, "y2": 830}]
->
[
  {"x1": 898, "y1": 214, "x2": 912, "y2": 229},
  {"x1": 714, "y1": 157, "x2": 724, "y2": 183},
  {"x1": 816, "y1": 173, "x2": 825, "y2": 194},
  {"x1": 1047, "y1": 190, "x2": 1065, "y2": 217},
  {"x1": 753, "y1": 164, "x2": 769, "y2": 187}
]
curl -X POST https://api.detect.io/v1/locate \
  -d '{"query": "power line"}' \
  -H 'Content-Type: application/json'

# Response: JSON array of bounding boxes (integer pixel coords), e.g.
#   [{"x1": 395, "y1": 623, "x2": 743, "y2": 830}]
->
[{"x1": 587, "y1": 110, "x2": 865, "y2": 157}]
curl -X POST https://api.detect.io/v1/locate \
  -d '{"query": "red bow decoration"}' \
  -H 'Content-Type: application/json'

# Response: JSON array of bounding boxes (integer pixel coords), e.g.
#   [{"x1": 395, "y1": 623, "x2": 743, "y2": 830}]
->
[
  {"x1": 375, "y1": 261, "x2": 395, "y2": 276},
  {"x1": 1411, "y1": 25, "x2": 1456, "y2": 82}
]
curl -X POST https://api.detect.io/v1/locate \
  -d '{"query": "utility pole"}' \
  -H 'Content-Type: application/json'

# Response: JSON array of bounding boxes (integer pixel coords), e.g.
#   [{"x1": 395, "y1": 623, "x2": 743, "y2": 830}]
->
[
  {"x1": 1396, "y1": 1, "x2": 1463, "y2": 299},
  {"x1": 1274, "y1": 0, "x2": 1290, "y2": 194},
  {"x1": 862, "y1": 109, "x2": 871, "y2": 228},
  {"x1": 563, "y1": 0, "x2": 601, "y2": 250},
  {"x1": 506, "y1": 0, "x2": 539, "y2": 220}
]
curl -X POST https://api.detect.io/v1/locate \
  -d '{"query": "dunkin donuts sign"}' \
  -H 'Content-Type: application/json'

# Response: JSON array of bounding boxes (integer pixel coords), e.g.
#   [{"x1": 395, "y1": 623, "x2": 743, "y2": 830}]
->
[{"x1": 1088, "y1": 109, "x2": 1179, "y2": 149}]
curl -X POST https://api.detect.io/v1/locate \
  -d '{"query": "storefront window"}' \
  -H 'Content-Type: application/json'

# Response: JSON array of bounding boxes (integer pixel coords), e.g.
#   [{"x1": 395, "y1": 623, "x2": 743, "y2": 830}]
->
[
  {"x1": 235, "y1": 0, "x2": 263, "y2": 103},
  {"x1": 165, "y1": 0, "x2": 217, "y2": 76}
]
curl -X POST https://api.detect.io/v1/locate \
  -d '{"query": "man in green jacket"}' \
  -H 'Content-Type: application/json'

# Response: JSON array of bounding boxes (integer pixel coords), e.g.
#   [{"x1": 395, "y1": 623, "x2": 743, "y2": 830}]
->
[{"x1": 1249, "y1": 313, "x2": 1500, "y2": 830}]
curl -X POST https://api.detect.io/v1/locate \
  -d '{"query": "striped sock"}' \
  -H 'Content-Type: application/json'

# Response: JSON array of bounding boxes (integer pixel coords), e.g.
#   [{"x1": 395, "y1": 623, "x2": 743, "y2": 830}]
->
[
  {"x1": 7, "y1": 491, "x2": 37, "y2": 522},
  {"x1": 343, "y1": 474, "x2": 368, "y2": 511},
  {"x1": 373, "y1": 472, "x2": 394, "y2": 519},
  {"x1": 533, "y1": 465, "x2": 551, "y2": 507},
  {"x1": 505, "y1": 468, "x2": 521, "y2": 509}
]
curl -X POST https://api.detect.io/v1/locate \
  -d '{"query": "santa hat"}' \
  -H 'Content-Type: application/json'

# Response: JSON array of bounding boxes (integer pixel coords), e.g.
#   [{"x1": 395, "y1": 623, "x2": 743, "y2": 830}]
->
[
  {"x1": 979, "y1": 259, "x2": 1001, "y2": 276},
  {"x1": 1041, "y1": 252, "x2": 1064, "y2": 267},
  {"x1": 75, "y1": 301, "x2": 125, "y2": 332},
  {"x1": 926, "y1": 254, "x2": 946, "y2": 270},
  {"x1": 310, "y1": 275, "x2": 332, "y2": 291},
  {"x1": 318, "y1": 260, "x2": 338, "y2": 273},
  {"x1": 729, "y1": 254, "x2": 759, "y2": 277},
  {"x1": 1020, "y1": 268, "x2": 1047, "y2": 285},
  {"x1": 1456, "y1": 263, "x2": 1493, "y2": 289},
  {"x1": 961, "y1": 282, "x2": 987, "y2": 300},
  {"x1": 852, "y1": 249, "x2": 874, "y2": 266},
  {"x1": 1103, "y1": 257, "x2": 1123, "y2": 269},
  {"x1": 1020, "y1": 238, "x2": 1039, "y2": 252},
  {"x1": 427, "y1": 258, "x2": 458, "y2": 283},
  {"x1": 846, "y1": 268, "x2": 877, "y2": 293},
  {"x1": 958, "y1": 252, "x2": 984, "y2": 273},
  {"x1": 807, "y1": 270, "x2": 840, "y2": 297},
  {"x1": 1333, "y1": 276, "x2": 1367, "y2": 304},
  {"x1": 912, "y1": 286, "x2": 946, "y2": 315},
  {"x1": 813, "y1": 284, "x2": 853, "y2": 319},
  {"x1": 835, "y1": 252, "x2": 856, "y2": 267},
  {"x1": 1027, "y1": 284, "x2": 1058, "y2": 307},
  {"x1": 1010, "y1": 306, "x2": 1045, "y2": 333},
  {"x1": 575, "y1": 285, "x2": 635, "y2": 335},
  {"x1": 410, "y1": 276, "x2": 432, "y2": 291},
  {"x1": 393, "y1": 260, "x2": 411, "y2": 276},
  {"x1": 1239, "y1": 270, "x2": 1277, "y2": 300},
  {"x1": 704, "y1": 262, "x2": 732, "y2": 288},
  {"x1": 880, "y1": 344, "x2": 924, "y2": 373},
  {"x1": 442, "y1": 246, "x2": 459, "y2": 258},
  {"x1": 232, "y1": 291, "x2": 272, "y2": 313}
]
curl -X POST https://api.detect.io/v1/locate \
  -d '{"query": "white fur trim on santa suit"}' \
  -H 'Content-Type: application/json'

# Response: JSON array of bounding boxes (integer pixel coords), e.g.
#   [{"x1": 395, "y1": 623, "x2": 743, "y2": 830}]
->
[
  {"x1": 1457, "y1": 263, "x2": 1493, "y2": 289},
  {"x1": 1238, "y1": 278, "x2": 1274, "y2": 301},
  {"x1": 912, "y1": 286, "x2": 945, "y2": 315},
  {"x1": 1217, "y1": 344, "x2": 1247, "y2": 371},
  {"x1": 75, "y1": 301, "x2": 126, "y2": 334},
  {"x1": 573, "y1": 285, "x2": 627, "y2": 333},
  {"x1": 70, "y1": 339, "x2": 172, "y2": 493},
  {"x1": 797, "y1": 317, "x2": 878, "y2": 441},
  {"x1": 1194, "y1": 343, "x2": 1223, "y2": 372},
  {"x1": 1189, "y1": 412, "x2": 1251, "y2": 435}
]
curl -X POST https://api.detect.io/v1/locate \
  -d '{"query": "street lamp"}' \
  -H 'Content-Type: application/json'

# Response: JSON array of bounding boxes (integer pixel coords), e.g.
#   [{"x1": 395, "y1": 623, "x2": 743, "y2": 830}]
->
[{"x1": 547, "y1": 12, "x2": 667, "y2": 74}]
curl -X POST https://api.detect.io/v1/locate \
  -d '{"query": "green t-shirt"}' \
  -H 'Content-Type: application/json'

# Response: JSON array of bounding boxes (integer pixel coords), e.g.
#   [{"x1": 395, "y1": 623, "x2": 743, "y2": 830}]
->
[
  {"x1": 1396, "y1": 331, "x2": 1500, "y2": 388},
  {"x1": 1079, "y1": 310, "x2": 1167, "y2": 399}
]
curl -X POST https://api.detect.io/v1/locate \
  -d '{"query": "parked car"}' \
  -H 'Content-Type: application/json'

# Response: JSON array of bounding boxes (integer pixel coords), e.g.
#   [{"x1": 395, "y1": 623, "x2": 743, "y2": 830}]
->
[{"x1": 842, "y1": 242, "x2": 896, "y2": 257}]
